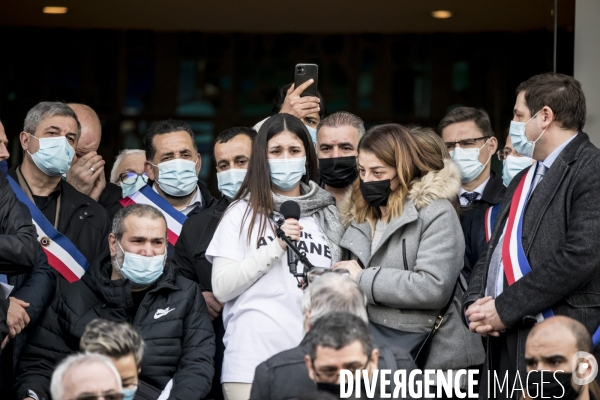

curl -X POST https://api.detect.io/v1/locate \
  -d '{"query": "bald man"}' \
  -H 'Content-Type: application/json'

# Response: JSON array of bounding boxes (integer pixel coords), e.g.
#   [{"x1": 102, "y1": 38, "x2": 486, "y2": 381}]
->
[
  {"x1": 522, "y1": 316, "x2": 600, "y2": 400},
  {"x1": 66, "y1": 104, "x2": 122, "y2": 219}
]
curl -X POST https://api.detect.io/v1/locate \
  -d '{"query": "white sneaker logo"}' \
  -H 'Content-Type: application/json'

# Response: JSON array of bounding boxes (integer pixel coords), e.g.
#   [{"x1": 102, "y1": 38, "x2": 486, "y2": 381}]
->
[{"x1": 154, "y1": 307, "x2": 175, "y2": 319}]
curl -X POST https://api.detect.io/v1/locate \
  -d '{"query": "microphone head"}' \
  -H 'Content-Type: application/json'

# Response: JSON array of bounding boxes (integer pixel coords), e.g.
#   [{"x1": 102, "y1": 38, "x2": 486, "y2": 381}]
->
[{"x1": 280, "y1": 200, "x2": 301, "y2": 220}]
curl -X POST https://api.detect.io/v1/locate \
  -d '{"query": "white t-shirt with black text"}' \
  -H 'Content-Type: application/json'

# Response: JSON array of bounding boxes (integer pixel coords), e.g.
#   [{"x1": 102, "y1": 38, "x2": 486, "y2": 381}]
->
[{"x1": 206, "y1": 200, "x2": 332, "y2": 383}]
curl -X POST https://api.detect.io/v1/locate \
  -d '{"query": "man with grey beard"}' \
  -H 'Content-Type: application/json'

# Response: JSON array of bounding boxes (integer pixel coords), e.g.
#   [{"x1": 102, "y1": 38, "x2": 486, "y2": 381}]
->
[{"x1": 15, "y1": 204, "x2": 215, "y2": 400}]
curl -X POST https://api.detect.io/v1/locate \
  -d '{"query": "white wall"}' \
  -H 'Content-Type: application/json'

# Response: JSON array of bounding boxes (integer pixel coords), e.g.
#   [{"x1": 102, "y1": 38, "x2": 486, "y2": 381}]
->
[{"x1": 575, "y1": 0, "x2": 600, "y2": 146}]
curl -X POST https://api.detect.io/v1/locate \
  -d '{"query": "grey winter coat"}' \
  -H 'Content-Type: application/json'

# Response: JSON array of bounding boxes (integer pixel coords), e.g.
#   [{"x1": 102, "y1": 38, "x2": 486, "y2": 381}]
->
[{"x1": 340, "y1": 160, "x2": 485, "y2": 371}]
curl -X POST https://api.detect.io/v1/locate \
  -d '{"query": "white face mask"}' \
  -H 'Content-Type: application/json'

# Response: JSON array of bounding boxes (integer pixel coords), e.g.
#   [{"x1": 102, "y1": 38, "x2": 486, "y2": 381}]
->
[
  {"x1": 508, "y1": 110, "x2": 546, "y2": 159},
  {"x1": 217, "y1": 169, "x2": 247, "y2": 199},
  {"x1": 450, "y1": 139, "x2": 491, "y2": 184},
  {"x1": 150, "y1": 158, "x2": 198, "y2": 197},
  {"x1": 502, "y1": 155, "x2": 534, "y2": 187}
]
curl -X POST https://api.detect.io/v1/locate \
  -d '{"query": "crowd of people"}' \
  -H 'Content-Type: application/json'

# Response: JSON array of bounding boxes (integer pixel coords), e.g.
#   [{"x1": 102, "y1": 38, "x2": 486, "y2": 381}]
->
[{"x1": 0, "y1": 71, "x2": 598, "y2": 400}]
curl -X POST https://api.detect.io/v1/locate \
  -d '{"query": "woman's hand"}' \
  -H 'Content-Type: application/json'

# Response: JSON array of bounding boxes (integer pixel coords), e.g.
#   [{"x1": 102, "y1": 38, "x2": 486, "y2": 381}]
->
[
  {"x1": 279, "y1": 80, "x2": 320, "y2": 119},
  {"x1": 332, "y1": 260, "x2": 362, "y2": 281},
  {"x1": 277, "y1": 218, "x2": 303, "y2": 250}
]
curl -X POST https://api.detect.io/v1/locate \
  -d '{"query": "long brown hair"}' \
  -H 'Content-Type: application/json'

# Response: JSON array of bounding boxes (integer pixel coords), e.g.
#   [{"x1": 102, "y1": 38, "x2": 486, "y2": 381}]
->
[
  {"x1": 351, "y1": 123, "x2": 445, "y2": 227},
  {"x1": 233, "y1": 113, "x2": 319, "y2": 245}
]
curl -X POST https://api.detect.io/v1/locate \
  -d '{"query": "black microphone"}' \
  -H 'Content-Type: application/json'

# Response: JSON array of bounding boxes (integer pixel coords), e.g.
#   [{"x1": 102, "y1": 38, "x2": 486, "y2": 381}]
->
[{"x1": 280, "y1": 200, "x2": 301, "y2": 273}]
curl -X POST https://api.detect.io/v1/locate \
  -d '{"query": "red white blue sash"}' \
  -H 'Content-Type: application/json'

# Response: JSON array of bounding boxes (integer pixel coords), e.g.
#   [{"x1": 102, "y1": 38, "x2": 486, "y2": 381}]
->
[
  {"x1": 7, "y1": 176, "x2": 89, "y2": 283},
  {"x1": 497, "y1": 162, "x2": 600, "y2": 346},
  {"x1": 484, "y1": 204, "x2": 501, "y2": 243},
  {"x1": 119, "y1": 185, "x2": 187, "y2": 246}
]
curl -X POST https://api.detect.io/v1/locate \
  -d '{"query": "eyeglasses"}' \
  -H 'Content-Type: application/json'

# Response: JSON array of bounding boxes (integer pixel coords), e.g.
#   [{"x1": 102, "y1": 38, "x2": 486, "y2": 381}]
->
[
  {"x1": 119, "y1": 172, "x2": 148, "y2": 185},
  {"x1": 71, "y1": 393, "x2": 124, "y2": 400},
  {"x1": 312, "y1": 358, "x2": 370, "y2": 381},
  {"x1": 497, "y1": 147, "x2": 515, "y2": 161},
  {"x1": 444, "y1": 136, "x2": 490, "y2": 151},
  {"x1": 306, "y1": 267, "x2": 350, "y2": 284}
]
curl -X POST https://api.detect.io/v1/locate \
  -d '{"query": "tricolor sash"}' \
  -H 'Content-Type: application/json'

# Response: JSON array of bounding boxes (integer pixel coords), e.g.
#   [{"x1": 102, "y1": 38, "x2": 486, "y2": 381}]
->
[
  {"x1": 119, "y1": 185, "x2": 187, "y2": 246},
  {"x1": 484, "y1": 204, "x2": 501, "y2": 243},
  {"x1": 6, "y1": 176, "x2": 89, "y2": 283},
  {"x1": 500, "y1": 163, "x2": 600, "y2": 345}
]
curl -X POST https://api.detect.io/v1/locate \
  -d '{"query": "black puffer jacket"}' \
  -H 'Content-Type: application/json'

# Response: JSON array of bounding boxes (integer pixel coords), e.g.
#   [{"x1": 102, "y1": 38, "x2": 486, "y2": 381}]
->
[{"x1": 15, "y1": 252, "x2": 216, "y2": 400}]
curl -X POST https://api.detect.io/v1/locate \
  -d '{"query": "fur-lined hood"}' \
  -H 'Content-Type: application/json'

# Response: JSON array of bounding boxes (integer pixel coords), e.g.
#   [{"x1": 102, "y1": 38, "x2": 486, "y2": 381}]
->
[{"x1": 340, "y1": 159, "x2": 461, "y2": 228}]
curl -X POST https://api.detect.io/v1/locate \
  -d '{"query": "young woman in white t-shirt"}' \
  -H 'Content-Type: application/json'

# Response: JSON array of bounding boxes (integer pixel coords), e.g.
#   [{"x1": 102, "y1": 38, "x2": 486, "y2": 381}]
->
[{"x1": 206, "y1": 113, "x2": 345, "y2": 400}]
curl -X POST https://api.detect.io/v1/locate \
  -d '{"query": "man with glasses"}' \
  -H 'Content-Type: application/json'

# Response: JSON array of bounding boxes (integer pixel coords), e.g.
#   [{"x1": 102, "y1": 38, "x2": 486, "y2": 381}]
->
[
  {"x1": 497, "y1": 133, "x2": 533, "y2": 188},
  {"x1": 250, "y1": 274, "x2": 416, "y2": 400},
  {"x1": 439, "y1": 107, "x2": 502, "y2": 208},
  {"x1": 49, "y1": 353, "x2": 123, "y2": 400},
  {"x1": 439, "y1": 107, "x2": 504, "y2": 283},
  {"x1": 110, "y1": 150, "x2": 147, "y2": 198},
  {"x1": 304, "y1": 313, "x2": 380, "y2": 399}
]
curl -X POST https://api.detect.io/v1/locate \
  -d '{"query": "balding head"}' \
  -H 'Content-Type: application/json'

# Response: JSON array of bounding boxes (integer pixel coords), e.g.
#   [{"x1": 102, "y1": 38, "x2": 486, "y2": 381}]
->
[
  {"x1": 525, "y1": 316, "x2": 592, "y2": 373},
  {"x1": 68, "y1": 103, "x2": 101, "y2": 157}
]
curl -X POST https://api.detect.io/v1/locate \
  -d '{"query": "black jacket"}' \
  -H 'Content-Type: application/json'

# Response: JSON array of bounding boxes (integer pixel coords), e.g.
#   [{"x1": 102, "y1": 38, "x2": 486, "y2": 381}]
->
[
  {"x1": 8, "y1": 167, "x2": 111, "y2": 266},
  {"x1": 98, "y1": 181, "x2": 123, "y2": 221},
  {"x1": 173, "y1": 194, "x2": 229, "y2": 400},
  {"x1": 173, "y1": 195, "x2": 229, "y2": 291},
  {"x1": 459, "y1": 171, "x2": 506, "y2": 283},
  {"x1": 0, "y1": 172, "x2": 40, "y2": 358},
  {"x1": 463, "y1": 132, "x2": 600, "y2": 386},
  {"x1": 2, "y1": 249, "x2": 56, "y2": 383},
  {"x1": 0, "y1": 172, "x2": 38, "y2": 274},
  {"x1": 250, "y1": 334, "x2": 417, "y2": 400},
  {"x1": 15, "y1": 252, "x2": 216, "y2": 400}
]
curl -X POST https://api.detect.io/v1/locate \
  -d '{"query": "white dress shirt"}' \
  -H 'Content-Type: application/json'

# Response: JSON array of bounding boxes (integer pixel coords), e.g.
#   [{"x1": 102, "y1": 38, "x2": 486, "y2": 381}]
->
[
  {"x1": 153, "y1": 183, "x2": 203, "y2": 216},
  {"x1": 459, "y1": 177, "x2": 490, "y2": 206}
]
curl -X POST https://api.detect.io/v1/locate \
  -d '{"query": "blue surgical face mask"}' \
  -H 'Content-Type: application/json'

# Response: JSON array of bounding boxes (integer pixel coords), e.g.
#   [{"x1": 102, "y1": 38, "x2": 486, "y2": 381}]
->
[
  {"x1": 509, "y1": 110, "x2": 546, "y2": 159},
  {"x1": 27, "y1": 134, "x2": 75, "y2": 177},
  {"x1": 117, "y1": 242, "x2": 165, "y2": 286},
  {"x1": 502, "y1": 155, "x2": 533, "y2": 187},
  {"x1": 122, "y1": 386, "x2": 138, "y2": 400},
  {"x1": 268, "y1": 157, "x2": 306, "y2": 192},
  {"x1": 150, "y1": 158, "x2": 198, "y2": 197},
  {"x1": 450, "y1": 139, "x2": 491, "y2": 184},
  {"x1": 122, "y1": 174, "x2": 148, "y2": 198},
  {"x1": 217, "y1": 169, "x2": 247, "y2": 199},
  {"x1": 306, "y1": 125, "x2": 317, "y2": 144}
]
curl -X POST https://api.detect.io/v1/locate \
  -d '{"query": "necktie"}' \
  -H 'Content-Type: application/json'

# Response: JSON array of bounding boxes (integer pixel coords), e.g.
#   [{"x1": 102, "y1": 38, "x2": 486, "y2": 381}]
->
[
  {"x1": 532, "y1": 163, "x2": 548, "y2": 191},
  {"x1": 461, "y1": 192, "x2": 480, "y2": 206}
]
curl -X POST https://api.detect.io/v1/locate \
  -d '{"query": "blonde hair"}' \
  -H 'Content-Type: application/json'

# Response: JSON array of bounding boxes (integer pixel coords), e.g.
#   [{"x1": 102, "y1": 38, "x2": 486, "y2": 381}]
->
[
  {"x1": 351, "y1": 123, "x2": 445, "y2": 228},
  {"x1": 409, "y1": 126, "x2": 451, "y2": 160}
]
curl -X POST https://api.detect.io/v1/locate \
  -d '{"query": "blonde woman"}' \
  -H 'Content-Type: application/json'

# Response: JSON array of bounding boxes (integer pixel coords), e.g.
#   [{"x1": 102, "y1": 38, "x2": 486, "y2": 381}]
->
[{"x1": 333, "y1": 123, "x2": 484, "y2": 395}]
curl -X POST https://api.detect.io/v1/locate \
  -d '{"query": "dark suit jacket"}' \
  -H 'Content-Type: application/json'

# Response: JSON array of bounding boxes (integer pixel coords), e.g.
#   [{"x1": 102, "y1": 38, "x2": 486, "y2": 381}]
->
[
  {"x1": 459, "y1": 171, "x2": 506, "y2": 283},
  {"x1": 463, "y1": 132, "x2": 600, "y2": 377}
]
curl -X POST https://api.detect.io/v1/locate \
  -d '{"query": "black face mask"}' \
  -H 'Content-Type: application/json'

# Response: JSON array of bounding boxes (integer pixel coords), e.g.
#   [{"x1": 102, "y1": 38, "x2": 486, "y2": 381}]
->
[
  {"x1": 319, "y1": 156, "x2": 358, "y2": 189},
  {"x1": 526, "y1": 371, "x2": 581, "y2": 400},
  {"x1": 359, "y1": 178, "x2": 393, "y2": 207},
  {"x1": 316, "y1": 382, "x2": 343, "y2": 397}
]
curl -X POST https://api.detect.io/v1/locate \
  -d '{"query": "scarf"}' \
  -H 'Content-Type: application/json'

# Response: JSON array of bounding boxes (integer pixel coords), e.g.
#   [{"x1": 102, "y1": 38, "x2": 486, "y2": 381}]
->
[{"x1": 272, "y1": 181, "x2": 344, "y2": 263}]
